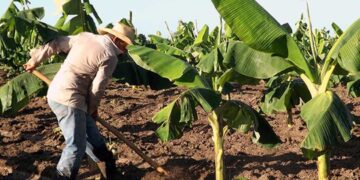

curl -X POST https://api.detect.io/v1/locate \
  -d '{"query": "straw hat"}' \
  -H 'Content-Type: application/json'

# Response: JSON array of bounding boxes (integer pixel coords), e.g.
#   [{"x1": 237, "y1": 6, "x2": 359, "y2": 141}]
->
[{"x1": 97, "y1": 23, "x2": 135, "y2": 45}]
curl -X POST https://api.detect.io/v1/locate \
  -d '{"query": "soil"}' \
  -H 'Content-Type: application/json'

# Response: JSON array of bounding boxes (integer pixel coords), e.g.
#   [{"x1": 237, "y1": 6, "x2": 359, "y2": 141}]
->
[{"x1": 0, "y1": 82, "x2": 360, "y2": 180}]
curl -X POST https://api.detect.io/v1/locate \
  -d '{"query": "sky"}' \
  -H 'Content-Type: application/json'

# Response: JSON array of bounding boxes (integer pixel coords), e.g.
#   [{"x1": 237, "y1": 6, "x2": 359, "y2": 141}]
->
[{"x1": 1, "y1": 0, "x2": 359, "y2": 36}]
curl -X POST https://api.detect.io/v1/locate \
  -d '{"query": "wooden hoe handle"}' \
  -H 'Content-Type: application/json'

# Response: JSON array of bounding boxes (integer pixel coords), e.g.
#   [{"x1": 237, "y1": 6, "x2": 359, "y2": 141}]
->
[
  {"x1": 31, "y1": 70, "x2": 169, "y2": 176},
  {"x1": 32, "y1": 70, "x2": 52, "y2": 85},
  {"x1": 95, "y1": 118, "x2": 169, "y2": 176}
]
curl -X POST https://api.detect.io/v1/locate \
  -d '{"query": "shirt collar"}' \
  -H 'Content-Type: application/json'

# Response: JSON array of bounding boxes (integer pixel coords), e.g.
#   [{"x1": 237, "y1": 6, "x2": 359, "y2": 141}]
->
[{"x1": 103, "y1": 35, "x2": 122, "y2": 55}]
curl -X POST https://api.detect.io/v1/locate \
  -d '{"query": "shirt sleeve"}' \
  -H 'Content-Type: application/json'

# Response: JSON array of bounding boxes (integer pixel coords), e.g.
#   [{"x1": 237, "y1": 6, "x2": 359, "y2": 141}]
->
[
  {"x1": 28, "y1": 35, "x2": 77, "y2": 65},
  {"x1": 87, "y1": 56, "x2": 118, "y2": 114}
]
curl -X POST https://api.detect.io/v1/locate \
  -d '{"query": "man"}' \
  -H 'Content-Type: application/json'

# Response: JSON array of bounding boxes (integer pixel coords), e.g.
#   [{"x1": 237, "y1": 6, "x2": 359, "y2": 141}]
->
[{"x1": 23, "y1": 23, "x2": 135, "y2": 179}]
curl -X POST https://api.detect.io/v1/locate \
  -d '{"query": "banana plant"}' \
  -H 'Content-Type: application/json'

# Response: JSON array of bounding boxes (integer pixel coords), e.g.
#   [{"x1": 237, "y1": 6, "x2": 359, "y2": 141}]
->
[
  {"x1": 261, "y1": 16, "x2": 339, "y2": 127},
  {"x1": 128, "y1": 45, "x2": 281, "y2": 180},
  {"x1": 148, "y1": 20, "x2": 225, "y2": 65},
  {"x1": 0, "y1": 0, "x2": 63, "y2": 73},
  {"x1": 54, "y1": 0, "x2": 102, "y2": 34},
  {"x1": 0, "y1": 63, "x2": 61, "y2": 115},
  {"x1": 211, "y1": 0, "x2": 357, "y2": 179}
]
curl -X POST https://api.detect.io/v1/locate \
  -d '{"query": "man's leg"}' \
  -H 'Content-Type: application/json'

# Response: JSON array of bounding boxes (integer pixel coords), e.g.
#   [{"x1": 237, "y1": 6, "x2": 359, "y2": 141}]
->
[
  {"x1": 84, "y1": 114, "x2": 117, "y2": 177},
  {"x1": 48, "y1": 100, "x2": 87, "y2": 179}
]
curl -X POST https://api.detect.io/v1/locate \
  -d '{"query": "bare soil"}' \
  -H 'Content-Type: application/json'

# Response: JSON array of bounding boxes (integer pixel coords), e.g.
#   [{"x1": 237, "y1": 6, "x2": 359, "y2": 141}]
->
[{"x1": 0, "y1": 82, "x2": 360, "y2": 179}]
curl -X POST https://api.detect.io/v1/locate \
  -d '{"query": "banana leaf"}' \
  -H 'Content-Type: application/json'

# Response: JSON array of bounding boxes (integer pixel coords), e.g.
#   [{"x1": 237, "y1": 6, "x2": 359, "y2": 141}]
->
[
  {"x1": 260, "y1": 78, "x2": 311, "y2": 115},
  {"x1": 327, "y1": 18, "x2": 360, "y2": 73},
  {"x1": 346, "y1": 74, "x2": 360, "y2": 97},
  {"x1": 211, "y1": 0, "x2": 316, "y2": 82},
  {"x1": 197, "y1": 47, "x2": 224, "y2": 74},
  {"x1": 83, "y1": 1, "x2": 102, "y2": 24},
  {"x1": 155, "y1": 43, "x2": 190, "y2": 59},
  {"x1": 112, "y1": 54, "x2": 173, "y2": 90},
  {"x1": 56, "y1": 0, "x2": 100, "y2": 34},
  {"x1": 331, "y1": 22, "x2": 343, "y2": 37},
  {"x1": 221, "y1": 41, "x2": 294, "y2": 79},
  {"x1": 17, "y1": 7, "x2": 45, "y2": 20},
  {"x1": 194, "y1": 25, "x2": 209, "y2": 46},
  {"x1": 221, "y1": 100, "x2": 281, "y2": 148},
  {"x1": 61, "y1": 15, "x2": 84, "y2": 35},
  {"x1": 153, "y1": 88, "x2": 221, "y2": 141},
  {"x1": 197, "y1": 41, "x2": 294, "y2": 79},
  {"x1": 0, "y1": 63, "x2": 61, "y2": 115},
  {"x1": 300, "y1": 91, "x2": 353, "y2": 159},
  {"x1": 217, "y1": 68, "x2": 259, "y2": 93},
  {"x1": 148, "y1": 35, "x2": 171, "y2": 44},
  {"x1": 61, "y1": 0, "x2": 81, "y2": 15},
  {"x1": 128, "y1": 45, "x2": 210, "y2": 89}
]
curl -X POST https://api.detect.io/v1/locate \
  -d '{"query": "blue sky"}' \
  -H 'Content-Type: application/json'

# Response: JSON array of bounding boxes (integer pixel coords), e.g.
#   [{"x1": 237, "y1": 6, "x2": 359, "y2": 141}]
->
[{"x1": 1, "y1": 0, "x2": 359, "y2": 36}]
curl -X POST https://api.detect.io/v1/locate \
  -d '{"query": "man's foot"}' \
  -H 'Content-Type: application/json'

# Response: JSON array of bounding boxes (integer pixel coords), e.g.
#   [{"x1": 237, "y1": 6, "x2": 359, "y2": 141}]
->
[
  {"x1": 97, "y1": 161, "x2": 126, "y2": 179},
  {"x1": 54, "y1": 171, "x2": 70, "y2": 180}
]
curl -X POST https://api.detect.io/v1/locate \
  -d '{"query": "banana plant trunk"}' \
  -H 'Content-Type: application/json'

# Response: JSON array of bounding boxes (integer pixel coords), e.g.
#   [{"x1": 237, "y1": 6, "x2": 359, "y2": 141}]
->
[
  {"x1": 318, "y1": 151, "x2": 330, "y2": 180},
  {"x1": 302, "y1": 76, "x2": 332, "y2": 180},
  {"x1": 208, "y1": 111, "x2": 225, "y2": 180}
]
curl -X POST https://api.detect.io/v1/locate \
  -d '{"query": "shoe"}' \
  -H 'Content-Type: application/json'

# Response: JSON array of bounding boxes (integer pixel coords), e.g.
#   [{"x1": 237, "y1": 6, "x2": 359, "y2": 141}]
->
[
  {"x1": 93, "y1": 145, "x2": 122, "y2": 180},
  {"x1": 54, "y1": 171, "x2": 71, "y2": 180},
  {"x1": 97, "y1": 161, "x2": 127, "y2": 179}
]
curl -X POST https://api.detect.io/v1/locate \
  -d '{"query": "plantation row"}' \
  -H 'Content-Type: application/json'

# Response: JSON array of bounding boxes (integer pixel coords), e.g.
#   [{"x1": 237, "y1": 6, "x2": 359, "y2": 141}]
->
[{"x1": 0, "y1": 0, "x2": 360, "y2": 179}]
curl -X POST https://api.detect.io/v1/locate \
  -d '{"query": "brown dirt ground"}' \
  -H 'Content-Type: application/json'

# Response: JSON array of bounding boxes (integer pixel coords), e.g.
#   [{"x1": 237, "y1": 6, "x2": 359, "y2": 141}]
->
[{"x1": 0, "y1": 81, "x2": 360, "y2": 180}]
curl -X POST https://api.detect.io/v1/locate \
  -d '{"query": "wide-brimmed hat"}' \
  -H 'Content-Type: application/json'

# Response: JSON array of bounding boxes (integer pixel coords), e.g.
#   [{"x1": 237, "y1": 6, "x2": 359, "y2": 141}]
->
[{"x1": 97, "y1": 23, "x2": 135, "y2": 45}]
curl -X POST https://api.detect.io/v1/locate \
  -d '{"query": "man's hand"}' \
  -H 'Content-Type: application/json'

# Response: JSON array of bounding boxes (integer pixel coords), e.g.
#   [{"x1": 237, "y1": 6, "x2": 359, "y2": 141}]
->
[
  {"x1": 91, "y1": 109, "x2": 99, "y2": 120},
  {"x1": 23, "y1": 61, "x2": 37, "y2": 72}
]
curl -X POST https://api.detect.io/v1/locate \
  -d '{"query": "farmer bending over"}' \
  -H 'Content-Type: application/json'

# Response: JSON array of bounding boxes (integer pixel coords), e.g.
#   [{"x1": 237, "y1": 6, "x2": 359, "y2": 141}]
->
[{"x1": 23, "y1": 23, "x2": 135, "y2": 179}]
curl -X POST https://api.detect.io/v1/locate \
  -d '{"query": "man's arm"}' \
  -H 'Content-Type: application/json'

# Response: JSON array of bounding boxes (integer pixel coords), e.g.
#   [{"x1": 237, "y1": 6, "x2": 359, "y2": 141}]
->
[
  {"x1": 24, "y1": 35, "x2": 77, "y2": 72},
  {"x1": 88, "y1": 56, "x2": 118, "y2": 114}
]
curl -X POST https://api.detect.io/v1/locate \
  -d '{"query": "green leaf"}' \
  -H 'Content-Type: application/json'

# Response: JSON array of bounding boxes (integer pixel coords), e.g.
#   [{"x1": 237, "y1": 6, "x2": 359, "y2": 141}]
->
[
  {"x1": 148, "y1": 35, "x2": 171, "y2": 44},
  {"x1": 197, "y1": 47, "x2": 223, "y2": 74},
  {"x1": 17, "y1": 7, "x2": 45, "y2": 20},
  {"x1": 179, "y1": 94, "x2": 198, "y2": 124},
  {"x1": 281, "y1": 23, "x2": 292, "y2": 34},
  {"x1": 112, "y1": 54, "x2": 173, "y2": 90},
  {"x1": 194, "y1": 25, "x2": 209, "y2": 46},
  {"x1": 0, "y1": 63, "x2": 61, "y2": 115},
  {"x1": 61, "y1": 15, "x2": 84, "y2": 35},
  {"x1": 331, "y1": 22, "x2": 343, "y2": 37},
  {"x1": 55, "y1": 14, "x2": 68, "y2": 29},
  {"x1": 325, "y1": 18, "x2": 360, "y2": 73},
  {"x1": 152, "y1": 88, "x2": 220, "y2": 141},
  {"x1": 83, "y1": 2, "x2": 102, "y2": 24},
  {"x1": 221, "y1": 41, "x2": 293, "y2": 79},
  {"x1": 217, "y1": 68, "x2": 259, "y2": 93},
  {"x1": 128, "y1": 45, "x2": 210, "y2": 89},
  {"x1": 156, "y1": 43, "x2": 189, "y2": 59},
  {"x1": 211, "y1": 0, "x2": 316, "y2": 81},
  {"x1": 153, "y1": 101, "x2": 184, "y2": 141},
  {"x1": 346, "y1": 74, "x2": 360, "y2": 97},
  {"x1": 188, "y1": 88, "x2": 221, "y2": 113},
  {"x1": 300, "y1": 91, "x2": 353, "y2": 159},
  {"x1": 260, "y1": 82, "x2": 292, "y2": 115},
  {"x1": 260, "y1": 78, "x2": 311, "y2": 115},
  {"x1": 221, "y1": 100, "x2": 281, "y2": 148},
  {"x1": 211, "y1": 0, "x2": 286, "y2": 56},
  {"x1": 62, "y1": 0, "x2": 81, "y2": 15},
  {"x1": 85, "y1": 15, "x2": 97, "y2": 33},
  {"x1": 222, "y1": 101, "x2": 253, "y2": 133},
  {"x1": 1, "y1": 2, "x2": 18, "y2": 20}
]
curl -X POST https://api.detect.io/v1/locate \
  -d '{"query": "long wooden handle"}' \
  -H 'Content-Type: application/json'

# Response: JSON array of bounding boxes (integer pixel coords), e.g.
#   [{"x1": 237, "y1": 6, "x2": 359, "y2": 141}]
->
[
  {"x1": 96, "y1": 118, "x2": 168, "y2": 175},
  {"x1": 31, "y1": 70, "x2": 168, "y2": 176},
  {"x1": 32, "y1": 70, "x2": 52, "y2": 85}
]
